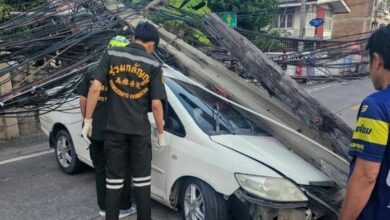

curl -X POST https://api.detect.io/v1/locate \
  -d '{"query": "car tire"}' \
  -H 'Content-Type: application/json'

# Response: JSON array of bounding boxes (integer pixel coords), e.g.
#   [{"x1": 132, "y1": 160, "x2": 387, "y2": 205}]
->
[
  {"x1": 180, "y1": 178, "x2": 228, "y2": 220},
  {"x1": 54, "y1": 130, "x2": 84, "y2": 174}
]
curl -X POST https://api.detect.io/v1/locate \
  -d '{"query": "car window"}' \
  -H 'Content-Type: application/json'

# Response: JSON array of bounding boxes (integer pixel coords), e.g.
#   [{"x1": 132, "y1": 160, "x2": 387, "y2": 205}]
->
[
  {"x1": 165, "y1": 78, "x2": 269, "y2": 136},
  {"x1": 165, "y1": 103, "x2": 186, "y2": 137}
]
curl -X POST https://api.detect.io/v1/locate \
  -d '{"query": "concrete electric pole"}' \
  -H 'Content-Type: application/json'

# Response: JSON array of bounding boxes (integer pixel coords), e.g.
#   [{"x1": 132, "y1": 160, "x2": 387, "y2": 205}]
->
[{"x1": 299, "y1": 0, "x2": 307, "y2": 38}]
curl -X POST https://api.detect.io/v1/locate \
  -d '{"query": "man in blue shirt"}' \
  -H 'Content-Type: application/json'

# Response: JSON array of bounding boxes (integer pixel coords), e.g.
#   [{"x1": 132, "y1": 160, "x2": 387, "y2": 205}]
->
[{"x1": 339, "y1": 25, "x2": 390, "y2": 220}]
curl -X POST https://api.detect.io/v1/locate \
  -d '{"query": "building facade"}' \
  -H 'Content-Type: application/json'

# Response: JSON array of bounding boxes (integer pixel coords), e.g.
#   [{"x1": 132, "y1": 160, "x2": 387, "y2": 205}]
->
[
  {"x1": 333, "y1": 0, "x2": 390, "y2": 38},
  {"x1": 274, "y1": 0, "x2": 350, "y2": 39}
]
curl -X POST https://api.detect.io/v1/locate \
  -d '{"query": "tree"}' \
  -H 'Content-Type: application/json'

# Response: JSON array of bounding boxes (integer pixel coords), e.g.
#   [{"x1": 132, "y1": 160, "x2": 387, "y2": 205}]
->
[
  {"x1": 252, "y1": 29, "x2": 291, "y2": 51},
  {"x1": 208, "y1": 0, "x2": 278, "y2": 31},
  {"x1": 1, "y1": 0, "x2": 46, "y2": 22},
  {"x1": 1, "y1": 0, "x2": 46, "y2": 11}
]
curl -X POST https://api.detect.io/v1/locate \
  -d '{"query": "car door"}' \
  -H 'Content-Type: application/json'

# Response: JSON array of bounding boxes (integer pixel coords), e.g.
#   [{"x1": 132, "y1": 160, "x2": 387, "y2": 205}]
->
[
  {"x1": 63, "y1": 99, "x2": 91, "y2": 165},
  {"x1": 148, "y1": 103, "x2": 186, "y2": 199}
]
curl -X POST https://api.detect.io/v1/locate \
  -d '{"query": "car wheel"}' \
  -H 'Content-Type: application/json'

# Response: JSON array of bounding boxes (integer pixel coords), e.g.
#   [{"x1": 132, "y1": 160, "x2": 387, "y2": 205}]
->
[
  {"x1": 180, "y1": 178, "x2": 228, "y2": 220},
  {"x1": 54, "y1": 130, "x2": 84, "y2": 174}
]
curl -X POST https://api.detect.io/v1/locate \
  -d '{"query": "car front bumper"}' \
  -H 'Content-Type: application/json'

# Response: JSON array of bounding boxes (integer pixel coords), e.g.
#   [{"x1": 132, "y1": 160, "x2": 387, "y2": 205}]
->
[{"x1": 230, "y1": 189, "x2": 333, "y2": 220}]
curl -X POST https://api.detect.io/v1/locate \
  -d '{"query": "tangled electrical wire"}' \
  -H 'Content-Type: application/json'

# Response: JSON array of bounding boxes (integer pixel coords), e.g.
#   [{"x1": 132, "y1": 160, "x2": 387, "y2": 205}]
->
[
  {"x1": 0, "y1": 0, "x2": 180, "y2": 117},
  {"x1": 0, "y1": 0, "x2": 141, "y2": 116},
  {"x1": 134, "y1": 1, "x2": 371, "y2": 88},
  {"x1": 0, "y1": 0, "x2": 374, "y2": 117}
]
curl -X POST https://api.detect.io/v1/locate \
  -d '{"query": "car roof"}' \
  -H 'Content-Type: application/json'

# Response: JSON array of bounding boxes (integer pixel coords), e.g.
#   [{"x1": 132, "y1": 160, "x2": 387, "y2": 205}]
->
[
  {"x1": 162, "y1": 65, "x2": 188, "y2": 80},
  {"x1": 161, "y1": 64, "x2": 202, "y2": 87}
]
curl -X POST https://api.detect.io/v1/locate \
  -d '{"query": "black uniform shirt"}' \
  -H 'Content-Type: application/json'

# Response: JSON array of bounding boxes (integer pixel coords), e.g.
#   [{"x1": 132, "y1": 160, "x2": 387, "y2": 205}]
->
[
  {"x1": 92, "y1": 43, "x2": 167, "y2": 136},
  {"x1": 78, "y1": 65, "x2": 108, "y2": 141}
]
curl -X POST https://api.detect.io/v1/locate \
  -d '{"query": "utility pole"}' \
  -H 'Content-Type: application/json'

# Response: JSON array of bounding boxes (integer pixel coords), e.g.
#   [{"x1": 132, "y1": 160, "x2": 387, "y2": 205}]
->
[
  {"x1": 299, "y1": 0, "x2": 307, "y2": 38},
  {"x1": 203, "y1": 13, "x2": 353, "y2": 160},
  {"x1": 0, "y1": 63, "x2": 20, "y2": 140}
]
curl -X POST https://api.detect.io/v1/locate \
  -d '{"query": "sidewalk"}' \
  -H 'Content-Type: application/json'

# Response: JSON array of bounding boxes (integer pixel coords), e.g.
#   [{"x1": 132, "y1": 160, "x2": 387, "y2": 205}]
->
[{"x1": 0, "y1": 131, "x2": 49, "y2": 162}]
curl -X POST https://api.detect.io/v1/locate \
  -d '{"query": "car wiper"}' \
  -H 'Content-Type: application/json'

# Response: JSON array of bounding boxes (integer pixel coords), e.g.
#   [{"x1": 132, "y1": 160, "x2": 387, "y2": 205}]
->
[{"x1": 211, "y1": 103, "x2": 235, "y2": 135}]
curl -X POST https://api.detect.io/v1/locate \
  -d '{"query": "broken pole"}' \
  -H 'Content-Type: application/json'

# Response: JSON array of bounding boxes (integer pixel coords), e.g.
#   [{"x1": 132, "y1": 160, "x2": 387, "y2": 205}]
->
[{"x1": 202, "y1": 13, "x2": 353, "y2": 160}]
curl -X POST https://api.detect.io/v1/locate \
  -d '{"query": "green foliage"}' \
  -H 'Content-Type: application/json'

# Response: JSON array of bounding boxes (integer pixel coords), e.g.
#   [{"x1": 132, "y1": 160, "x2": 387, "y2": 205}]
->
[
  {"x1": 0, "y1": 0, "x2": 13, "y2": 11},
  {"x1": 252, "y1": 29, "x2": 291, "y2": 51},
  {"x1": 149, "y1": 1, "x2": 212, "y2": 46},
  {"x1": 1, "y1": 0, "x2": 46, "y2": 11},
  {"x1": 208, "y1": 0, "x2": 279, "y2": 31},
  {"x1": 1, "y1": 0, "x2": 46, "y2": 22}
]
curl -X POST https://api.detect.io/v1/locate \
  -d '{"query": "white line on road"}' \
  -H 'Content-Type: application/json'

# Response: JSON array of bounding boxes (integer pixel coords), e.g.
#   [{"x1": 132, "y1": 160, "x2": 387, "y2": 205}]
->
[
  {"x1": 306, "y1": 84, "x2": 334, "y2": 94},
  {"x1": 0, "y1": 149, "x2": 54, "y2": 166}
]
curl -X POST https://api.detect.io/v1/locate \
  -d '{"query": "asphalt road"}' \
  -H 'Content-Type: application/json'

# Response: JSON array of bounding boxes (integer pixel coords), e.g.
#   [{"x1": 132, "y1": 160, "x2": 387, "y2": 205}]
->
[
  {"x1": 304, "y1": 77, "x2": 375, "y2": 128},
  {"x1": 0, "y1": 77, "x2": 375, "y2": 220},
  {"x1": 0, "y1": 144, "x2": 181, "y2": 220}
]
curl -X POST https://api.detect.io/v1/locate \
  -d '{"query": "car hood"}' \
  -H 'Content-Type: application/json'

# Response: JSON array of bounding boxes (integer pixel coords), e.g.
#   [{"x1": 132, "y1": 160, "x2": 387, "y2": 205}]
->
[{"x1": 210, "y1": 135, "x2": 333, "y2": 185}]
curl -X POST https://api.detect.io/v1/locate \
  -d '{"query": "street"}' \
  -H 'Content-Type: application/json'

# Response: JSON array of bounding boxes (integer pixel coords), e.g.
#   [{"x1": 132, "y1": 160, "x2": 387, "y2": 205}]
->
[
  {"x1": 0, "y1": 0, "x2": 388, "y2": 219},
  {"x1": 305, "y1": 77, "x2": 374, "y2": 128},
  {"x1": 0, "y1": 144, "x2": 181, "y2": 220},
  {"x1": 0, "y1": 78, "x2": 374, "y2": 220}
]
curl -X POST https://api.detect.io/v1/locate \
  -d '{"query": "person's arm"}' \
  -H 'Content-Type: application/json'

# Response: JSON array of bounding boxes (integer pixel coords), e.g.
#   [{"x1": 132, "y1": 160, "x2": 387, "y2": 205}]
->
[
  {"x1": 338, "y1": 158, "x2": 381, "y2": 220},
  {"x1": 81, "y1": 80, "x2": 102, "y2": 145},
  {"x1": 86, "y1": 50, "x2": 110, "y2": 119},
  {"x1": 77, "y1": 71, "x2": 91, "y2": 118},
  {"x1": 149, "y1": 65, "x2": 167, "y2": 147},
  {"x1": 152, "y1": 99, "x2": 164, "y2": 134},
  {"x1": 340, "y1": 96, "x2": 388, "y2": 219},
  {"x1": 85, "y1": 80, "x2": 102, "y2": 119},
  {"x1": 79, "y1": 96, "x2": 87, "y2": 118},
  {"x1": 82, "y1": 52, "x2": 109, "y2": 144}
]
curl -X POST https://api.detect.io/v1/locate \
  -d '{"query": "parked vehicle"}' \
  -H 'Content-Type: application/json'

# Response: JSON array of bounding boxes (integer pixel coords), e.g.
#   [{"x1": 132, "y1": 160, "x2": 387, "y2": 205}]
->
[{"x1": 40, "y1": 65, "x2": 343, "y2": 220}]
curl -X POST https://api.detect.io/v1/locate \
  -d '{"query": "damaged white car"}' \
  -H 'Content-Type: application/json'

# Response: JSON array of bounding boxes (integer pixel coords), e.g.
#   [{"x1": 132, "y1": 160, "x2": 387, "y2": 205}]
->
[{"x1": 40, "y1": 65, "x2": 348, "y2": 220}]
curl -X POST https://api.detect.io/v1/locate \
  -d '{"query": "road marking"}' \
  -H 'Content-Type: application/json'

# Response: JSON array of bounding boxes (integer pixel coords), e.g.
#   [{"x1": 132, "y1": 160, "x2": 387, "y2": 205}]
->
[
  {"x1": 305, "y1": 84, "x2": 334, "y2": 94},
  {"x1": 350, "y1": 104, "x2": 360, "y2": 111},
  {"x1": 0, "y1": 149, "x2": 54, "y2": 166}
]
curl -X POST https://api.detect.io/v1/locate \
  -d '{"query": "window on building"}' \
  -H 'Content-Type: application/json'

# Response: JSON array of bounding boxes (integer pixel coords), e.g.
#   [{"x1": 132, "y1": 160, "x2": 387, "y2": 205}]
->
[
  {"x1": 325, "y1": 9, "x2": 333, "y2": 31},
  {"x1": 306, "y1": 5, "x2": 317, "y2": 29},
  {"x1": 276, "y1": 7, "x2": 295, "y2": 28},
  {"x1": 306, "y1": 13, "x2": 316, "y2": 29}
]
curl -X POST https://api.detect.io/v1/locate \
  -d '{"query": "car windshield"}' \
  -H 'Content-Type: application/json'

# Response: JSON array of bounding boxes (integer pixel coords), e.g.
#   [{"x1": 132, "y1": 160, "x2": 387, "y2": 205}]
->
[{"x1": 165, "y1": 78, "x2": 269, "y2": 136}]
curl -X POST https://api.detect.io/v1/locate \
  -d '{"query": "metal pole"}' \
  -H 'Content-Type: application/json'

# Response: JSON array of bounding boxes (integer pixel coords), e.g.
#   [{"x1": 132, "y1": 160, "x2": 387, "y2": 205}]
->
[{"x1": 299, "y1": 0, "x2": 307, "y2": 38}]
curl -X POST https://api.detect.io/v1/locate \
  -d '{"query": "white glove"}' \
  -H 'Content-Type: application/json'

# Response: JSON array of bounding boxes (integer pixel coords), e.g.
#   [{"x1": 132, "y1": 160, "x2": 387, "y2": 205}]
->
[
  {"x1": 82, "y1": 119, "x2": 92, "y2": 145},
  {"x1": 158, "y1": 133, "x2": 166, "y2": 146},
  {"x1": 154, "y1": 133, "x2": 166, "y2": 151}
]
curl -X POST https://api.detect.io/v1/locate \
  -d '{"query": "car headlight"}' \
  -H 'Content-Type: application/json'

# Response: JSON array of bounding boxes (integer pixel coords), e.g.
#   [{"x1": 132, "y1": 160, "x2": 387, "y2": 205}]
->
[{"x1": 235, "y1": 173, "x2": 308, "y2": 202}]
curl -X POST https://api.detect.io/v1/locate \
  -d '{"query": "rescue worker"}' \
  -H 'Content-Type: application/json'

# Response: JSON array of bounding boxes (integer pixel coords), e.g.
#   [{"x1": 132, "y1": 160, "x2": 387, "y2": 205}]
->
[
  {"x1": 78, "y1": 35, "x2": 136, "y2": 218},
  {"x1": 82, "y1": 22, "x2": 166, "y2": 220},
  {"x1": 339, "y1": 25, "x2": 390, "y2": 220}
]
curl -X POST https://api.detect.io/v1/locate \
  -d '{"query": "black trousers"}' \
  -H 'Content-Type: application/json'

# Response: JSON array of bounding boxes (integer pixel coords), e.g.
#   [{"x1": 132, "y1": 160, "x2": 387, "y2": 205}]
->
[
  {"x1": 104, "y1": 131, "x2": 152, "y2": 220},
  {"x1": 89, "y1": 139, "x2": 132, "y2": 212}
]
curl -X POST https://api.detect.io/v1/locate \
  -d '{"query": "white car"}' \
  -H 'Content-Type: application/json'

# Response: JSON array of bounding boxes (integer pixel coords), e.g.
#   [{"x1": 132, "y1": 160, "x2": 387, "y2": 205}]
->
[{"x1": 40, "y1": 65, "x2": 345, "y2": 220}]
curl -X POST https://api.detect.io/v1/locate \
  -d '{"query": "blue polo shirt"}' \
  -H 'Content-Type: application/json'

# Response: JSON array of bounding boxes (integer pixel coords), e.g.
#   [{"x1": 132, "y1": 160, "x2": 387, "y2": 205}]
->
[{"x1": 348, "y1": 85, "x2": 390, "y2": 220}]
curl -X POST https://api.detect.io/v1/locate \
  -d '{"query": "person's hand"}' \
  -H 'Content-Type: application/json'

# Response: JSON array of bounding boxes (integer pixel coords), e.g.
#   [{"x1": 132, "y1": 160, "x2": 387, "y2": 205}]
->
[
  {"x1": 154, "y1": 132, "x2": 166, "y2": 151},
  {"x1": 82, "y1": 119, "x2": 92, "y2": 145},
  {"x1": 157, "y1": 133, "x2": 166, "y2": 146}
]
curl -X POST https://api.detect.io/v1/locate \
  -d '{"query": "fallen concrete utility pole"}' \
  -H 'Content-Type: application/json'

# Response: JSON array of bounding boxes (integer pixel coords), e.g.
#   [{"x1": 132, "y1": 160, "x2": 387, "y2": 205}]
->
[
  {"x1": 107, "y1": 4, "x2": 328, "y2": 147},
  {"x1": 104, "y1": 4, "x2": 349, "y2": 187},
  {"x1": 203, "y1": 13, "x2": 353, "y2": 159}
]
